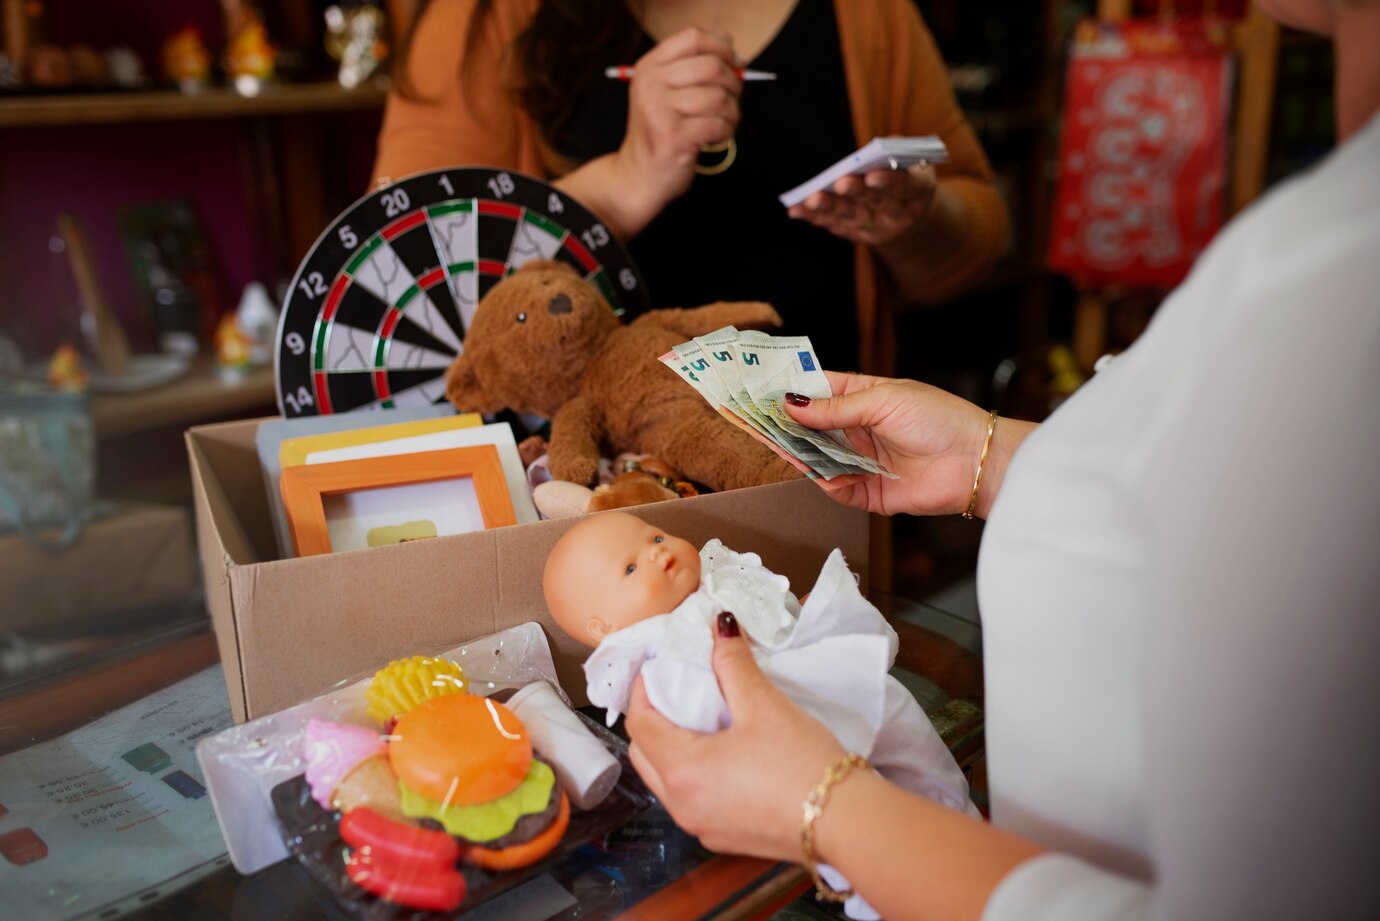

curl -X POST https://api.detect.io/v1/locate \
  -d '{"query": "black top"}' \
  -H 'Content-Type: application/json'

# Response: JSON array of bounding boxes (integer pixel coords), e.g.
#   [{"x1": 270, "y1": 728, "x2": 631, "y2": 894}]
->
[{"x1": 554, "y1": 0, "x2": 860, "y2": 368}]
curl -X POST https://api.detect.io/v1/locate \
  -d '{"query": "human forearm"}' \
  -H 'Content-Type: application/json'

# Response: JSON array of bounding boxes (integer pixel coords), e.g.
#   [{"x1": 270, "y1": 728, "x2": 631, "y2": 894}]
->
[
  {"x1": 554, "y1": 29, "x2": 742, "y2": 242},
  {"x1": 871, "y1": 183, "x2": 971, "y2": 302},
  {"x1": 815, "y1": 770, "x2": 1042, "y2": 921},
  {"x1": 553, "y1": 153, "x2": 667, "y2": 242},
  {"x1": 873, "y1": 174, "x2": 1010, "y2": 303}
]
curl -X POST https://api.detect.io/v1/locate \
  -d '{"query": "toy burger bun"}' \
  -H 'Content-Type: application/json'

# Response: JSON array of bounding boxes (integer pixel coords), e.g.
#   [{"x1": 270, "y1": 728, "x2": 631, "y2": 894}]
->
[{"x1": 390, "y1": 695, "x2": 570, "y2": 869}]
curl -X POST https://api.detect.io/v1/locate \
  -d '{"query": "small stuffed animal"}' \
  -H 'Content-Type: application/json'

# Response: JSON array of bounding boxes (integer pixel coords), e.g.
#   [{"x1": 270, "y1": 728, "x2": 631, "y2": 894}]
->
[
  {"x1": 533, "y1": 454, "x2": 697, "y2": 519},
  {"x1": 445, "y1": 261, "x2": 801, "y2": 492}
]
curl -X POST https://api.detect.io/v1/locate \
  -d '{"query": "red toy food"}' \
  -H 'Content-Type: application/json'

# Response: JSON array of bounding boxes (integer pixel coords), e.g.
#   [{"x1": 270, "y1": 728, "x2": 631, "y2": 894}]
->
[
  {"x1": 340, "y1": 807, "x2": 460, "y2": 868},
  {"x1": 346, "y1": 850, "x2": 467, "y2": 911}
]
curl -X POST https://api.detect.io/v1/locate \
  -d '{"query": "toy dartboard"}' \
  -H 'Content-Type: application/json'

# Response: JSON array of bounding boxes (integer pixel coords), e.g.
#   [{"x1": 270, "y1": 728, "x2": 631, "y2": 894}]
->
[{"x1": 275, "y1": 167, "x2": 650, "y2": 417}]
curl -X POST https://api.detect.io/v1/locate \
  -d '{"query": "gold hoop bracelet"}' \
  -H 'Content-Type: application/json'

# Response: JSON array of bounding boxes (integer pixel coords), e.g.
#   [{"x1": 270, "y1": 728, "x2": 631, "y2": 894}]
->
[
  {"x1": 695, "y1": 137, "x2": 737, "y2": 176},
  {"x1": 963, "y1": 409, "x2": 999, "y2": 520},
  {"x1": 800, "y1": 753, "x2": 870, "y2": 903}
]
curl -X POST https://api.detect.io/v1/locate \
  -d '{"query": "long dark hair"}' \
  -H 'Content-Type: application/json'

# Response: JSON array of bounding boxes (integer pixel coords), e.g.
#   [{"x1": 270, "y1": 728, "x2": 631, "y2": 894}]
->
[{"x1": 398, "y1": 0, "x2": 644, "y2": 151}]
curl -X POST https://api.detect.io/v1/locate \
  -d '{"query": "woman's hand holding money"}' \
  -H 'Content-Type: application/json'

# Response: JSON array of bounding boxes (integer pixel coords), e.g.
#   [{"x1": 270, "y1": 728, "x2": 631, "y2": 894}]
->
[{"x1": 784, "y1": 372, "x2": 1037, "y2": 520}]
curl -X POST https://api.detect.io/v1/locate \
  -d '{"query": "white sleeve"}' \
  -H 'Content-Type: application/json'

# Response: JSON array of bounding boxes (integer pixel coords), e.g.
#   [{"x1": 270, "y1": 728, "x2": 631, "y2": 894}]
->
[{"x1": 984, "y1": 855, "x2": 1153, "y2": 921}]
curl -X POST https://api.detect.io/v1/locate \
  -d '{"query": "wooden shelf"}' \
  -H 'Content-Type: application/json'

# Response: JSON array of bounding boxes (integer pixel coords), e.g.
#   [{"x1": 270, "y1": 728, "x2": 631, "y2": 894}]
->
[
  {"x1": 0, "y1": 82, "x2": 386, "y2": 128},
  {"x1": 91, "y1": 355, "x2": 276, "y2": 438}
]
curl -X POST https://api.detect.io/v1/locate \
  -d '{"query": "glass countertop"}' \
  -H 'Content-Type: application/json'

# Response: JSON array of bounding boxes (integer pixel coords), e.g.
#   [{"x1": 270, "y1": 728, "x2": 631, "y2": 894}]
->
[{"x1": 0, "y1": 589, "x2": 981, "y2": 921}]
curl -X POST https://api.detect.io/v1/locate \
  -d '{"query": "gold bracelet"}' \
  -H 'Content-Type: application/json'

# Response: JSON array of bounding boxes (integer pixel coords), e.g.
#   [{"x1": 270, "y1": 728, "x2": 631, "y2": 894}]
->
[
  {"x1": 800, "y1": 753, "x2": 870, "y2": 903},
  {"x1": 963, "y1": 410, "x2": 999, "y2": 520}
]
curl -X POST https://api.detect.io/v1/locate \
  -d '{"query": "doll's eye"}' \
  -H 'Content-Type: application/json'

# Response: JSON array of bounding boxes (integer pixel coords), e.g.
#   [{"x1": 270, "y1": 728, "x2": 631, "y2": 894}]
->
[
  {"x1": 516, "y1": 312, "x2": 527, "y2": 324},
  {"x1": 625, "y1": 563, "x2": 636, "y2": 575},
  {"x1": 653, "y1": 535, "x2": 663, "y2": 544}
]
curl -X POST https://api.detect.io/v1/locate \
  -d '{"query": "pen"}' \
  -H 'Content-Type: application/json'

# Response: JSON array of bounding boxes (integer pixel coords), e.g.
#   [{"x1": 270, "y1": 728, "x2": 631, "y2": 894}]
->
[{"x1": 604, "y1": 65, "x2": 777, "y2": 81}]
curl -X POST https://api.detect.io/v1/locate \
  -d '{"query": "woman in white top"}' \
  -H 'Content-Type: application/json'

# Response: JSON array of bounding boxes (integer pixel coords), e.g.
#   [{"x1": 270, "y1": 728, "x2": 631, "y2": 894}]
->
[{"x1": 623, "y1": 1, "x2": 1380, "y2": 917}]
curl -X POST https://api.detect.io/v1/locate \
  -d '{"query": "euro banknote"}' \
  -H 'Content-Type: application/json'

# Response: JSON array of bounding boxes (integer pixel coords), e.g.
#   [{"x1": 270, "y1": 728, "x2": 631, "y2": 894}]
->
[{"x1": 661, "y1": 327, "x2": 898, "y2": 481}]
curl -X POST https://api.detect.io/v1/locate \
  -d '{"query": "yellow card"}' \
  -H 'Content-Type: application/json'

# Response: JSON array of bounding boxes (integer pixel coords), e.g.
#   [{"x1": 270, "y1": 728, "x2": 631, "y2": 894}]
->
[{"x1": 279, "y1": 413, "x2": 483, "y2": 470}]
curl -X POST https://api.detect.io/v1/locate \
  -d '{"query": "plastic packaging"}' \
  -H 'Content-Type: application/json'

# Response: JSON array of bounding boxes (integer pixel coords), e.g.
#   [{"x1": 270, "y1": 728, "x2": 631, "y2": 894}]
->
[{"x1": 196, "y1": 623, "x2": 650, "y2": 918}]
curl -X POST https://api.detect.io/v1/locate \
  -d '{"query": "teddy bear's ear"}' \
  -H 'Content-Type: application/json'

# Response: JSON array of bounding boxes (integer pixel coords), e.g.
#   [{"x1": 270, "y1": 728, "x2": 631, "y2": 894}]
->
[
  {"x1": 513, "y1": 259, "x2": 581, "y2": 280},
  {"x1": 445, "y1": 353, "x2": 501, "y2": 414}
]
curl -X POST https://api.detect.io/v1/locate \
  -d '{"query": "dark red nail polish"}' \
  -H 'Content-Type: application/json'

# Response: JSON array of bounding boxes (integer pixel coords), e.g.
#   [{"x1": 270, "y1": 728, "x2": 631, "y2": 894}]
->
[
  {"x1": 717, "y1": 612, "x2": 739, "y2": 638},
  {"x1": 785, "y1": 392, "x2": 811, "y2": 407}
]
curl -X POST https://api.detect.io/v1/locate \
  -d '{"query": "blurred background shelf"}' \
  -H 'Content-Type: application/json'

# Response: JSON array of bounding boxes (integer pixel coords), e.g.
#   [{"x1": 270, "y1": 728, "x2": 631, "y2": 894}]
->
[
  {"x1": 90, "y1": 355, "x2": 274, "y2": 438},
  {"x1": 0, "y1": 82, "x2": 386, "y2": 127}
]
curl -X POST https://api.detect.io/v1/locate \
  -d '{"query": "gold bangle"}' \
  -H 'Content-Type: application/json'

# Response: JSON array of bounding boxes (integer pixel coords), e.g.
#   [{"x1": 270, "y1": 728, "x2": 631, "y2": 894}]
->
[
  {"x1": 695, "y1": 137, "x2": 737, "y2": 176},
  {"x1": 800, "y1": 753, "x2": 870, "y2": 903},
  {"x1": 963, "y1": 410, "x2": 999, "y2": 520}
]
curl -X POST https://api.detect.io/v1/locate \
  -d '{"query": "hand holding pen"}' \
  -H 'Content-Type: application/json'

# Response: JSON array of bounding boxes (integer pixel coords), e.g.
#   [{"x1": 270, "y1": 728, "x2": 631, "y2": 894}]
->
[
  {"x1": 555, "y1": 27, "x2": 750, "y2": 242},
  {"x1": 610, "y1": 27, "x2": 744, "y2": 208}
]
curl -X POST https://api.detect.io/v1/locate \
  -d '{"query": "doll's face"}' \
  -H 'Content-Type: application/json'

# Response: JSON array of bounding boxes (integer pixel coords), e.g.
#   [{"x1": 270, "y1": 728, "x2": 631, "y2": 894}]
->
[{"x1": 543, "y1": 512, "x2": 701, "y2": 647}]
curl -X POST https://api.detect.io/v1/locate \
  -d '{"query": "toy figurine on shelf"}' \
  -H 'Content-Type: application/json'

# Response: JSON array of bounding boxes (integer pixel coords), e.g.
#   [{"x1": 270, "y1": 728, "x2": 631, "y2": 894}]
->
[
  {"x1": 222, "y1": 1, "x2": 275, "y2": 94},
  {"x1": 68, "y1": 44, "x2": 105, "y2": 86},
  {"x1": 324, "y1": 3, "x2": 388, "y2": 90},
  {"x1": 234, "y1": 281, "x2": 278, "y2": 365},
  {"x1": 543, "y1": 511, "x2": 980, "y2": 921},
  {"x1": 47, "y1": 343, "x2": 88, "y2": 392},
  {"x1": 163, "y1": 27, "x2": 211, "y2": 92},
  {"x1": 104, "y1": 46, "x2": 146, "y2": 88},
  {"x1": 214, "y1": 312, "x2": 251, "y2": 382},
  {"x1": 0, "y1": 53, "x2": 22, "y2": 89},
  {"x1": 26, "y1": 43, "x2": 71, "y2": 87}
]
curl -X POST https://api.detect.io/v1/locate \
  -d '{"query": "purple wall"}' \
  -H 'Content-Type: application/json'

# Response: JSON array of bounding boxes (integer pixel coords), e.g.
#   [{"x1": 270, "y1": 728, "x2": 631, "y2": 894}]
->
[
  {"x1": 0, "y1": 122, "x2": 258, "y2": 354},
  {"x1": 0, "y1": 1, "x2": 380, "y2": 361}
]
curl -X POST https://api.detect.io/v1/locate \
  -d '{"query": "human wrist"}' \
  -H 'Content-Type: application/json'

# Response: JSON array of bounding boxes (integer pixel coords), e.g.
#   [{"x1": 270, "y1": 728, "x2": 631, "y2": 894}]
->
[
  {"x1": 961, "y1": 409, "x2": 1000, "y2": 520},
  {"x1": 809, "y1": 760, "x2": 885, "y2": 869},
  {"x1": 554, "y1": 153, "x2": 654, "y2": 242},
  {"x1": 974, "y1": 417, "x2": 1036, "y2": 520},
  {"x1": 873, "y1": 181, "x2": 961, "y2": 261},
  {"x1": 606, "y1": 147, "x2": 677, "y2": 237}
]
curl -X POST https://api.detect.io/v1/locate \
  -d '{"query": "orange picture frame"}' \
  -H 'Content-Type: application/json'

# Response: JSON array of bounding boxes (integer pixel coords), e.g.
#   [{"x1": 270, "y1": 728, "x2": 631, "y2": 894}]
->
[{"x1": 280, "y1": 445, "x2": 517, "y2": 557}]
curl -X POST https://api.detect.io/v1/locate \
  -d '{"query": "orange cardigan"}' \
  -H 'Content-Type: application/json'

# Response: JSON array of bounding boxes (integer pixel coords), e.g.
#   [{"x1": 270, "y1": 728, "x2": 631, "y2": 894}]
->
[{"x1": 373, "y1": 0, "x2": 1008, "y2": 372}]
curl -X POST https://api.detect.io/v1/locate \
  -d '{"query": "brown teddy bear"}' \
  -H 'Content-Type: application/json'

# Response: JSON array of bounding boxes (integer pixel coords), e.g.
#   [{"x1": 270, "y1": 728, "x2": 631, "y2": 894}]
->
[{"x1": 445, "y1": 260, "x2": 801, "y2": 492}]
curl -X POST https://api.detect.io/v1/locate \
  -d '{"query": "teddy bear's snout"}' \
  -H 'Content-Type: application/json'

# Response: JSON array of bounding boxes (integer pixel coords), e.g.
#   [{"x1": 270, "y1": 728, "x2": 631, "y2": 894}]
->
[{"x1": 547, "y1": 293, "x2": 573, "y2": 315}]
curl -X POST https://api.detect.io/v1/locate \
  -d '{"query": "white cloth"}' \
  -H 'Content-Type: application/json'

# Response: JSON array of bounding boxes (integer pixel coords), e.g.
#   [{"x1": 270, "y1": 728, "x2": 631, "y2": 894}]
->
[
  {"x1": 586, "y1": 540, "x2": 978, "y2": 920},
  {"x1": 977, "y1": 112, "x2": 1380, "y2": 920}
]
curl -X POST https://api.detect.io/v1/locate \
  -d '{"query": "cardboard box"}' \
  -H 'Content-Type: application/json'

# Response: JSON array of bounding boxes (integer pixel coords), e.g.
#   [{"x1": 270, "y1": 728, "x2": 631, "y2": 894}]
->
[
  {"x1": 187, "y1": 418, "x2": 869, "y2": 723},
  {"x1": 0, "y1": 501, "x2": 197, "y2": 633}
]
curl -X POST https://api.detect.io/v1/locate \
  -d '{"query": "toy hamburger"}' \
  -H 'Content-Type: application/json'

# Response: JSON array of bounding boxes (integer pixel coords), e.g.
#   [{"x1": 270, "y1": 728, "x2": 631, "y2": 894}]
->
[{"x1": 389, "y1": 693, "x2": 570, "y2": 870}]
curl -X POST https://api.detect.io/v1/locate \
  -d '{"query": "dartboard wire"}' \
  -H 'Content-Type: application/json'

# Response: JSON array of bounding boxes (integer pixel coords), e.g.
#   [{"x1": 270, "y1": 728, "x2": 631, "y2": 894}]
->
[
  {"x1": 501, "y1": 206, "x2": 622, "y2": 317},
  {"x1": 372, "y1": 266, "x2": 453, "y2": 407},
  {"x1": 424, "y1": 197, "x2": 480, "y2": 338},
  {"x1": 314, "y1": 212, "x2": 449, "y2": 411},
  {"x1": 309, "y1": 227, "x2": 407, "y2": 414},
  {"x1": 308, "y1": 270, "x2": 354, "y2": 415},
  {"x1": 555, "y1": 230, "x2": 624, "y2": 317}
]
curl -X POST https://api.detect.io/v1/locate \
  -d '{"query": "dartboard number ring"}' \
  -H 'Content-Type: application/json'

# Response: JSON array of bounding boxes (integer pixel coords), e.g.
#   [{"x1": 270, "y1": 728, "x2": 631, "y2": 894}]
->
[{"x1": 275, "y1": 167, "x2": 650, "y2": 417}]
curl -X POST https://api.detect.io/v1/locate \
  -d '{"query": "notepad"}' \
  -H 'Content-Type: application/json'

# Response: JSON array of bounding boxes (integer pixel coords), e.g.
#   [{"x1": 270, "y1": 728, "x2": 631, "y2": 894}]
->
[{"x1": 778, "y1": 136, "x2": 950, "y2": 208}]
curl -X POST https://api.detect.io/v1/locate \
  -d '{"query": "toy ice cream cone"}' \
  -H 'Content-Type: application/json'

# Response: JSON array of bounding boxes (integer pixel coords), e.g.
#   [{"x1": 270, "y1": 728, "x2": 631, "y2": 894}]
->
[
  {"x1": 332, "y1": 752, "x2": 405, "y2": 822},
  {"x1": 303, "y1": 719, "x2": 403, "y2": 821}
]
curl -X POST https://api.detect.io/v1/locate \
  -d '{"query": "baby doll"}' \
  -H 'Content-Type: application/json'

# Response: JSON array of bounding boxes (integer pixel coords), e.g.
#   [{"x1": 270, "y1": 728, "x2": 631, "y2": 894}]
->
[{"x1": 543, "y1": 512, "x2": 977, "y2": 920}]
